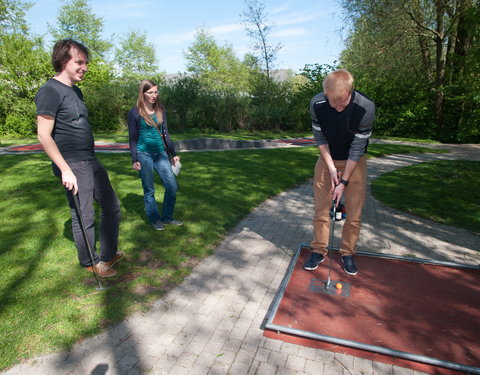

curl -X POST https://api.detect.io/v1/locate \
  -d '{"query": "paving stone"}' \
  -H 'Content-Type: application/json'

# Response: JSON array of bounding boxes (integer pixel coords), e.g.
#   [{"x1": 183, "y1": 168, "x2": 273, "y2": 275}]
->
[
  {"x1": 285, "y1": 355, "x2": 306, "y2": 372},
  {"x1": 372, "y1": 361, "x2": 394, "y2": 374},
  {"x1": 186, "y1": 364, "x2": 210, "y2": 375},
  {"x1": 353, "y1": 356, "x2": 374, "y2": 374},
  {"x1": 253, "y1": 347, "x2": 271, "y2": 362},
  {"x1": 298, "y1": 346, "x2": 317, "y2": 361},
  {"x1": 256, "y1": 361, "x2": 277, "y2": 375},
  {"x1": 281, "y1": 342, "x2": 301, "y2": 356},
  {"x1": 194, "y1": 352, "x2": 217, "y2": 367},
  {"x1": 229, "y1": 360, "x2": 250, "y2": 374},
  {"x1": 167, "y1": 364, "x2": 189, "y2": 375},
  {"x1": 304, "y1": 358, "x2": 324, "y2": 374},
  {"x1": 267, "y1": 350, "x2": 287, "y2": 367},
  {"x1": 392, "y1": 365, "x2": 418, "y2": 375}
]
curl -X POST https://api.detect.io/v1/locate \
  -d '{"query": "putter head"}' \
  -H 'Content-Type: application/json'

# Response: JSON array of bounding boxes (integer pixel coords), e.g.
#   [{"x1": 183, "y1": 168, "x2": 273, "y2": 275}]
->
[
  {"x1": 95, "y1": 283, "x2": 109, "y2": 291},
  {"x1": 309, "y1": 278, "x2": 351, "y2": 297}
]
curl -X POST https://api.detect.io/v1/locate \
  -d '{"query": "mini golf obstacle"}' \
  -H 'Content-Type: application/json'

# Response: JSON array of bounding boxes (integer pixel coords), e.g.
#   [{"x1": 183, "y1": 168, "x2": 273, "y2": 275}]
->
[{"x1": 264, "y1": 243, "x2": 480, "y2": 374}]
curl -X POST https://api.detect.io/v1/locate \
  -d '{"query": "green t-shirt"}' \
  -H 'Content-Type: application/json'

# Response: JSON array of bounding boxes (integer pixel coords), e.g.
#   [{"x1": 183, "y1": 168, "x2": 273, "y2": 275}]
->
[{"x1": 137, "y1": 114, "x2": 165, "y2": 153}]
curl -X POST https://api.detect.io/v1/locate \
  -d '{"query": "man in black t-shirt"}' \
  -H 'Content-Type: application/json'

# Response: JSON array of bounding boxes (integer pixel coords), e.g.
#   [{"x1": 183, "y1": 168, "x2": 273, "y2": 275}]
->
[
  {"x1": 303, "y1": 69, "x2": 375, "y2": 276},
  {"x1": 35, "y1": 39, "x2": 123, "y2": 277}
]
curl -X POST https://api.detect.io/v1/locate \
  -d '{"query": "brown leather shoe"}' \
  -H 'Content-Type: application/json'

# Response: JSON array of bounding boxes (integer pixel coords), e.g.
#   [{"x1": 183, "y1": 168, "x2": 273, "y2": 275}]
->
[
  {"x1": 105, "y1": 251, "x2": 124, "y2": 267},
  {"x1": 86, "y1": 261, "x2": 117, "y2": 277}
]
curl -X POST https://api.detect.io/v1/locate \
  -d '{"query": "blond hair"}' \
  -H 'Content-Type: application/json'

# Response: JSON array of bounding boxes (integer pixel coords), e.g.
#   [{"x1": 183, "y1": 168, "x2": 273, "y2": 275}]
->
[{"x1": 322, "y1": 69, "x2": 354, "y2": 101}]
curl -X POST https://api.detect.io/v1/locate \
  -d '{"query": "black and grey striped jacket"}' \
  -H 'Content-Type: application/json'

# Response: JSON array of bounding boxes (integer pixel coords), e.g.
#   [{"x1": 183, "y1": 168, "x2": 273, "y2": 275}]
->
[{"x1": 310, "y1": 90, "x2": 375, "y2": 162}]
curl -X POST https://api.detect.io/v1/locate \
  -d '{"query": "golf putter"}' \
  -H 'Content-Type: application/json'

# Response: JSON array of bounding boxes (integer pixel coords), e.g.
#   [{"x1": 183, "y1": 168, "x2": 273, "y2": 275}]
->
[
  {"x1": 71, "y1": 192, "x2": 108, "y2": 290},
  {"x1": 309, "y1": 198, "x2": 351, "y2": 297},
  {"x1": 325, "y1": 200, "x2": 336, "y2": 289}
]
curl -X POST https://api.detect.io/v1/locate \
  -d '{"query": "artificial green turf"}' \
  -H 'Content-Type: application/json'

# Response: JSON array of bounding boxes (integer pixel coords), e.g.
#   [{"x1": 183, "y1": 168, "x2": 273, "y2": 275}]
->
[
  {"x1": 0, "y1": 143, "x2": 461, "y2": 370},
  {"x1": 372, "y1": 160, "x2": 480, "y2": 233}
]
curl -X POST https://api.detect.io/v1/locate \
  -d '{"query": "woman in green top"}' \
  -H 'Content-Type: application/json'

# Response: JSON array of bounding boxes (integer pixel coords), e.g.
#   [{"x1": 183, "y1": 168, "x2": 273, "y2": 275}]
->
[{"x1": 127, "y1": 79, "x2": 182, "y2": 230}]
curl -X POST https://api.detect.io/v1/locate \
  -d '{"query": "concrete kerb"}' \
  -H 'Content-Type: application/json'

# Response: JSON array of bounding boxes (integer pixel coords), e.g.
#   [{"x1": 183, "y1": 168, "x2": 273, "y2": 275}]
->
[
  {"x1": 1, "y1": 139, "x2": 479, "y2": 375},
  {"x1": 0, "y1": 137, "x2": 305, "y2": 155}
]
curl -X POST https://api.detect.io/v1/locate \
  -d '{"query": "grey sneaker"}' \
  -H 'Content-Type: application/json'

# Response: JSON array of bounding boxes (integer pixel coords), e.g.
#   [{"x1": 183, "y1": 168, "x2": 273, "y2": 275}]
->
[
  {"x1": 153, "y1": 221, "x2": 165, "y2": 231},
  {"x1": 164, "y1": 220, "x2": 183, "y2": 226}
]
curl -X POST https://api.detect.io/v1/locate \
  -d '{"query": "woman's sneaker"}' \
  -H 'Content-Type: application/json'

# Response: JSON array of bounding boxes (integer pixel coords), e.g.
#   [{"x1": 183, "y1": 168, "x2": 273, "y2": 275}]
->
[
  {"x1": 164, "y1": 220, "x2": 183, "y2": 226},
  {"x1": 153, "y1": 221, "x2": 165, "y2": 230},
  {"x1": 304, "y1": 252, "x2": 325, "y2": 271}
]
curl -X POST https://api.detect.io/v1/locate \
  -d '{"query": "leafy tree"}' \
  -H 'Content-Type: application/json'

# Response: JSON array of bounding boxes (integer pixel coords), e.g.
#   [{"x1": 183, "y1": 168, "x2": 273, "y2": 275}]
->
[
  {"x1": 114, "y1": 30, "x2": 159, "y2": 79},
  {"x1": 240, "y1": 0, "x2": 281, "y2": 81},
  {"x1": 0, "y1": 0, "x2": 52, "y2": 136},
  {"x1": 341, "y1": 0, "x2": 480, "y2": 142},
  {"x1": 0, "y1": 33, "x2": 51, "y2": 135},
  {"x1": 48, "y1": 0, "x2": 111, "y2": 60},
  {"x1": 161, "y1": 75, "x2": 202, "y2": 130},
  {"x1": 0, "y1": 0, "x2": 30, "y2": 34},
  {"x1": 184, "y1": 28, "x2": 249, "y2": 92}
]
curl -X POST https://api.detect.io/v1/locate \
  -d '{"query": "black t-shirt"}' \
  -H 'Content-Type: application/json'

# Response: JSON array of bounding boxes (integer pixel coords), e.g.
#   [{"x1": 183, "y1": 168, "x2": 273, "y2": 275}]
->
[{"x1": 35, "y1": 78, "x2": 95, "y2": 162}]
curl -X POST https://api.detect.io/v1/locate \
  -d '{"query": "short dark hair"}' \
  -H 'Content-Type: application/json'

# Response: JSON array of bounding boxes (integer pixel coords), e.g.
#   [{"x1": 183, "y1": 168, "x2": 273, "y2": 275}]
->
[{"x1": 51, "y1": 39, "x2": 89, "y2": 73}]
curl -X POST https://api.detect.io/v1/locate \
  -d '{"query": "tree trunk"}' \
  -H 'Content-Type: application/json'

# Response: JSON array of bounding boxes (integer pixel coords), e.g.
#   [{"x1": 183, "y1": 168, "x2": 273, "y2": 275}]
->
[{"x1": 433, "y1": 0, "x2": 447, "y2": 138}]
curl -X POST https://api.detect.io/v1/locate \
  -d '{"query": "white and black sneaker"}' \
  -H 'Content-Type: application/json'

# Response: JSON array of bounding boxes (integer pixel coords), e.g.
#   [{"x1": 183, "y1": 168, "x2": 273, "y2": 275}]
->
[{"x1": 304, "y1": 252, "x2": 325, "y2": 271}]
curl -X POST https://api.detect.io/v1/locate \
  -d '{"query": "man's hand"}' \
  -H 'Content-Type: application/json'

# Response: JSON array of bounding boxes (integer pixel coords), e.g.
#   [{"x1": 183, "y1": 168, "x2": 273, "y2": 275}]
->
[
  {"x1": 332, "y1": 183, "x2": 345, "y2": 206},
  {"x1": 329, "y1": 168, "x2": 340, "y2": 192},
  {"x1": 62, "y1": 169, "x2": 78, "y2": 195}
]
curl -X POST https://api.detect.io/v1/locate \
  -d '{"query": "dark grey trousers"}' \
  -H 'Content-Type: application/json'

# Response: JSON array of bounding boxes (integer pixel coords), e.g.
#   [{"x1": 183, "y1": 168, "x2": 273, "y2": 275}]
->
[{"x1": 63, "y1": 159, "x2": 121, "y2": 267}]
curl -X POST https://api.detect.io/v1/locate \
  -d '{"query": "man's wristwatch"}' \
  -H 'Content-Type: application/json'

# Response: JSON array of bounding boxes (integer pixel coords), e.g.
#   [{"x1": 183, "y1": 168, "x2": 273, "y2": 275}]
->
[{"x1": 340, "y1": 178, "x2": 349, "y2": 186}]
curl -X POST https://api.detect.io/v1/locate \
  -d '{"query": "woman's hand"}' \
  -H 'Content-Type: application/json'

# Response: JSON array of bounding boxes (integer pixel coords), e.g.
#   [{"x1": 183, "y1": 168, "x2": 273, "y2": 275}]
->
[
  {"x1": 132, "y1": 162, "x2": 141, "y2": 170},
  {"x1": 172, "y1": 156, "x2": 180, "y2": 165}
]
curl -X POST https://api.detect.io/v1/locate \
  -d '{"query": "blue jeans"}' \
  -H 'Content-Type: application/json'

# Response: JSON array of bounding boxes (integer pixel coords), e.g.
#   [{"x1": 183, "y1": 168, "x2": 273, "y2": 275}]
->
[
  {"x1": 137, "y1": 151, "x2": 178, "y2": 224},
  {"x1": 62, "y1": 160, "x2": 121, "y2": 267}
]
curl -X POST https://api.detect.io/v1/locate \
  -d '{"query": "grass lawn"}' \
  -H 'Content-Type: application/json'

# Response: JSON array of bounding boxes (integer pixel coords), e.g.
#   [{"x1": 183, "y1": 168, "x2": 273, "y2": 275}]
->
[
  {"x1": 372, "y1": 160, "x2": 480, "y2": 233},
  {"x1": 0, "y1": 142, "x2": 469, "y2": 371}
]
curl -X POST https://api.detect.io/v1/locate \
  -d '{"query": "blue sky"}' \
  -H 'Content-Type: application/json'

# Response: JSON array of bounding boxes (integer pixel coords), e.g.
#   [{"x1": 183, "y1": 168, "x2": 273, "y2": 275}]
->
[{"x1": 26, "y1": 0, "x2": 347, "y2": 74}]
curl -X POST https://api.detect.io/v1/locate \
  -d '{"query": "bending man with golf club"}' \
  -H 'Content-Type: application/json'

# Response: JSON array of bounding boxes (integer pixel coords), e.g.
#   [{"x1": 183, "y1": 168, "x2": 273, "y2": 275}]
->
[
  {"x1": 304, "y1": 69, "x2": 375, "y2": 276},
  {"x1": 35, "y1": 39, "x2": 123, "y2": 278}
]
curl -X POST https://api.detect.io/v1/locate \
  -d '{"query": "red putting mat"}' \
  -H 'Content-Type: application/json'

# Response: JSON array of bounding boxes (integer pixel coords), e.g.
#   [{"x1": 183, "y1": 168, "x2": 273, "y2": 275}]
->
[
  {"x1": 264, "y1": 247, "x2": 480, "y2": 375},
  {"x1": 276, "y1": 138, "x2": 316, "y2": 146}
]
